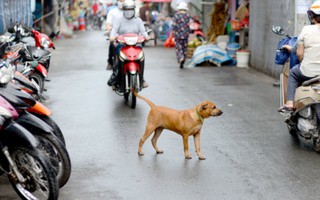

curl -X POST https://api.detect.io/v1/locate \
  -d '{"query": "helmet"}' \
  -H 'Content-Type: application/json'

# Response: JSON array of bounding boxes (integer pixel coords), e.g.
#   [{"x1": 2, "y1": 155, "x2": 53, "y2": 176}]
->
[
  {"x1": 308, "y1": 0, "x2": 320, "y2": 23},
  {"x1": 123, "y1": 0, "x2": 135, "y2": 10},
  {"x1": 123, "y1": 0, "x2": 135, "y2": 19}
]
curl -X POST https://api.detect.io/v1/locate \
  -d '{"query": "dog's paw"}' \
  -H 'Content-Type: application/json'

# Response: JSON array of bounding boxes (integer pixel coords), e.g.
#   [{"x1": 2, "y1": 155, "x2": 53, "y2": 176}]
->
[
  {"x1": 156, "y1": 150, "x2": 164, "y2": 154},
  {"x1": 198, "y1": 155, "x2": 206, "y2": 160},
  {"x1": 138, "y1": 152, "x2": 144, "y2": 156},
  {"x1": 185, "y1": 155, "x2": 192, "y2": 159}
]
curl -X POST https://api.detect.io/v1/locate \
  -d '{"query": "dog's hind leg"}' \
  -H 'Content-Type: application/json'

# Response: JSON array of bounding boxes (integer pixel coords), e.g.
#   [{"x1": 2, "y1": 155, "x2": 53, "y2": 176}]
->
[
  {"x1": 151, "y1": 128, "x2": 164, "y2": 154},
  {"x1": 138, "y1": 124, "x2": 156, "y2": 156}
]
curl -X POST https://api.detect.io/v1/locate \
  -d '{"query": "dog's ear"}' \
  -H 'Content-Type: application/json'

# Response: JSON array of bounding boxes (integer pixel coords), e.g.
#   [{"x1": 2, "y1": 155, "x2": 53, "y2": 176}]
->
[{"x1": 200, "y1": 103, "x2": 208, "y2": 111}]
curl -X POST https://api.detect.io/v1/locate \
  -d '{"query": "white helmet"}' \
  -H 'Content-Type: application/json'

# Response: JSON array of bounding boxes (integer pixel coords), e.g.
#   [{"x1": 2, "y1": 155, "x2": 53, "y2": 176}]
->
[
  {"x1": 308, "y1": 0, "x2": 320, "y2": 23},
  {"x1": 123, "y1": 0, "x2": 135, "y2": 19},
  {"x1": 123, "y1": 0, "x2": 135, "y2": 10},
  {"x1": 310, "y1": 0, "x2": 320, "y2": 14}
]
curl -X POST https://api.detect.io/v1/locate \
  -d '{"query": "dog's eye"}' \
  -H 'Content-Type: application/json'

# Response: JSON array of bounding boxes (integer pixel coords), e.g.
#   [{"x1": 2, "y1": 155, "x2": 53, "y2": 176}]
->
[{"x1": 212, "y1": 106, "x2": 216, "y2": 109}]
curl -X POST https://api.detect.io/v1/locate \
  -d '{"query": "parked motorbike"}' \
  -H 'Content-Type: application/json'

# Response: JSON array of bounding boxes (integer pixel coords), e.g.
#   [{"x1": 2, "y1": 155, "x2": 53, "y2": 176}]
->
[
  {"x1": 111, "y1": 33, "x2": 148, "y2": 109},
  {"x1": 273, "y1": 25, "x2": 320, "y2": 152},
  {"x1": 0, "y1": 82, "x2": 71, "y2": 188},
  {"x1": 0, "y1": 94, "x2": 59, "y2": 200},
  {"x1": 12, "y1": 24, "x2": 55, "y2": 71},
  {"x1": 10, "y1": 71, "x2": 66, "y2": 146},
  {"x1": 189, "y1": 16, "x2": 205, "y2": 42},
  {"x1": 0, "y1": 58, "x2": 70, "y2": 188},
  {"x1": 1, "y1": 34, "x2": 49, "y2": 94}
]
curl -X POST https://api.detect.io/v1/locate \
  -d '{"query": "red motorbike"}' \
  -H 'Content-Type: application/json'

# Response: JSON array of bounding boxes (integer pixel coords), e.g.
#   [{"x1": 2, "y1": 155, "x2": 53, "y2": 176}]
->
[
  {"x1": 113, "y1": 33, "x2": 147, "y2": 109},
  {"x1": 189, "y1": 16, "x2": 205, "y2": 42}
]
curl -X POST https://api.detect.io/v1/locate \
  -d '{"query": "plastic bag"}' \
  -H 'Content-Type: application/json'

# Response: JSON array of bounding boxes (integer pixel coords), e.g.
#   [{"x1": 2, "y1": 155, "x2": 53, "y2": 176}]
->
[
  {"x1": 164, "y1": 34, "x2": 175, "y2": 48},
  {"x1": 275, "y1": 36, "x2": 297, "y2": 65}
]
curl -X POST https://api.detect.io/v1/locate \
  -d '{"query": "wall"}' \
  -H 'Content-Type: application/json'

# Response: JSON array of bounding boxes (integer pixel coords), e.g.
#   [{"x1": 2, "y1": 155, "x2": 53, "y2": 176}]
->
[
  {"x1": 249, "y1": 0, "x2": 295, "y2": 77},
  {"x1": 0, "y1": 0, "x2": 33, "y2": 34}
]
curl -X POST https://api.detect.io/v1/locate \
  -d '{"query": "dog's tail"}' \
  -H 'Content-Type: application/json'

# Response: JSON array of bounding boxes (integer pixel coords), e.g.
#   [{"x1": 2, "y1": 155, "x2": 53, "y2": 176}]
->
[{"x1": 132, "y1": 88, "x2": 155, "y2": 108}]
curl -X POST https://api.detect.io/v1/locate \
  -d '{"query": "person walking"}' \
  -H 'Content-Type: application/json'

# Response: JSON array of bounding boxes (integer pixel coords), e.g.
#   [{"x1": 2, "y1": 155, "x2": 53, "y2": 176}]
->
[
  {"x1": 139, "y1": 2, "x2": 151, "y2": 25},
  {"x1": 105, "y1": 0, "x2": 125, "y2": 70},
  {"x1": 171, "y1": 2, "x2": 190, "y2": 68}
]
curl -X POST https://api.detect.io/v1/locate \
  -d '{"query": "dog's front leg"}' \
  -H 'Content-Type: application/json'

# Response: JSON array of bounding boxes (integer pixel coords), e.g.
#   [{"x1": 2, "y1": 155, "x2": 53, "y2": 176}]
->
[
  {"x1": 194, "y1": 132, "x2": 206, "y2": 160},
  {"x1": 183, "y1": 135, "x2": 192, "y2": 159}
]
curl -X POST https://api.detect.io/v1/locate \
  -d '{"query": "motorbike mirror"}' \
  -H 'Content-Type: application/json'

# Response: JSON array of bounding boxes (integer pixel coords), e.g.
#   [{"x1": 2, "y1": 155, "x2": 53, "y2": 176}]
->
[
  {"x1": 272, "y1": 25, "x2": 285, "y2": 35},
  {"x1": 18, "y1": 49, "x2": 25, "y2": 56}
]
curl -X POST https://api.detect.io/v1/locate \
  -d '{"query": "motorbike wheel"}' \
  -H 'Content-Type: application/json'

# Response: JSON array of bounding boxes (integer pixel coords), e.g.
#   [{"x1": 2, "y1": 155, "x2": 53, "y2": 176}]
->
[
  {"x1": 124, "y1": 74, "x2": 137, "y2": 109},
  {"x1": 7, "y1": 147, "x2": 59, "y2": 200},
  {"x1": 29, "y1": 71, "x2": 45, "y2": 94},
  {"x1": 35, "y1": 133, "x2": 71, "y2": 188},
  {"x1": 35, "y1": 114, "x2": 66, "y2": 147}
]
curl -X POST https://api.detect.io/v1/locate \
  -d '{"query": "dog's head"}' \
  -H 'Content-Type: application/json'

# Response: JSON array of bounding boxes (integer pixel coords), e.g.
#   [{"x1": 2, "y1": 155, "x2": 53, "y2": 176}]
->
[{"x1": 197, "y1": 100, "x2": 223, "y2": 119}]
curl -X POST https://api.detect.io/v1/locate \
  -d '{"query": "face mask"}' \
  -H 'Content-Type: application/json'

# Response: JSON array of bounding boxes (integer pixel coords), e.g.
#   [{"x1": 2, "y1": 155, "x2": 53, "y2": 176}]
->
[
  {"x1": 124, "y1": 10, "x2": 135, "y2": 19},
  {"x1": 117, "y1": 1, "x2": 123, "y2": 9}
]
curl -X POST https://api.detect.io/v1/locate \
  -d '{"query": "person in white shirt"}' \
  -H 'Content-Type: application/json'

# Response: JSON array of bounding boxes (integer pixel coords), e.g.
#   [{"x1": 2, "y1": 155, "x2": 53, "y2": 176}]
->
[
  {"x1": 279, "y1": 0, "x2": 320, "y2": 112},
  {"x1": 106, "y1": 0, "x2": 124, "y2": 70}
]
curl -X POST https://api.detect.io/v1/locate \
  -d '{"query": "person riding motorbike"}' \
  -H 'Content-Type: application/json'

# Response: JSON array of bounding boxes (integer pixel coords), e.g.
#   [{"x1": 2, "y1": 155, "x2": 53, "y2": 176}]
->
[
  {"x1": 105, "y1": 0, "x2": 124, "y2": 70},
  {"x1": 278, "y1": 0, "x2": 320, "y2": 112},
  {"x1": 107, "y1": 0, "x2": 150, "y2": 88}
]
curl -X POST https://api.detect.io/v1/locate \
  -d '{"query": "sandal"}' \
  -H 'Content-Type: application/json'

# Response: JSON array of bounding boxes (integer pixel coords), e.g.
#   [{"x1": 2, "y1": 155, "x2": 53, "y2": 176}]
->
[{"x1": 278, "y1": 106, "x2": 295, "y2": 113}]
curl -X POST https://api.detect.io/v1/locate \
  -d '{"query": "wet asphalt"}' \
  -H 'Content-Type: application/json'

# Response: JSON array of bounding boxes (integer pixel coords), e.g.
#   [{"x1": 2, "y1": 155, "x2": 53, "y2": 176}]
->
[{"x1": 1, "y1": 30, "x2": 320, "y2": 200}]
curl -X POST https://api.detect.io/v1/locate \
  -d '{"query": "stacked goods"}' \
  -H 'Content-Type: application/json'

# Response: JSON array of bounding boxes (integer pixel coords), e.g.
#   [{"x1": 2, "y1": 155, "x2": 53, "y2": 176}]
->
[{"x1": 187, "y1": 37, "x2": 207, "y2": 58}]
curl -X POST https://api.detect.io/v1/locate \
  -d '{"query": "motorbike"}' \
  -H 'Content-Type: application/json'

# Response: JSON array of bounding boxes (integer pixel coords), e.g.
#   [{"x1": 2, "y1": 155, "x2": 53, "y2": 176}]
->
[
  {"x1": 273, "y1": 25, "x2": 320, "y2": 152},
  {"x1": 1, "y1": 34, "x2": 49, "y2": 94},
  {"x1": 0, "y1": 58, "x2": 70, "y2": 188},
  {"x1": 0, "y1": 94, "x2": 59, "y2": 200},
  {"x1": 112, "y1": 33, "x2": 148, "y2": 109},
  {"x1": 13, "y1": 24, "x2": 55, "y2": 72},
  {"x1": 189, "y1": 16, "x2": 205, "y2": 42}
]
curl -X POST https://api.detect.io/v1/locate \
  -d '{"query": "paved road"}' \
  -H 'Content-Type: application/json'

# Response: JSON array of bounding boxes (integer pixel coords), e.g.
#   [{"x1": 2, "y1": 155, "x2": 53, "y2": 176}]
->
[{"x1": 1, "y1": 30, "x2": 320, "y2": 200}]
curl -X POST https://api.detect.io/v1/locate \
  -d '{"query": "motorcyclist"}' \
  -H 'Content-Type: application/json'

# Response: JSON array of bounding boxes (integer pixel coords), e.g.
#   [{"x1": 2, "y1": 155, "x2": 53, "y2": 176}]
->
[
  {"x1": 105, "y1": 0, "x2": 124, "y2": 70},
  {"x1": 278, "y1": 0, "x2": 320, "y2": 112},
  {"x1": 107, "y1": 0, "x2": 150, "y2": 88}
]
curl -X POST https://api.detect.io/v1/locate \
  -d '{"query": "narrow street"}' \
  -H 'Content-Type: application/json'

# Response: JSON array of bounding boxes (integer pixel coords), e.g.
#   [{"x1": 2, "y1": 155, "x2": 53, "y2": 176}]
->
[{"x1": 1, "y1": 29, "x2": 320, "y2": 200}]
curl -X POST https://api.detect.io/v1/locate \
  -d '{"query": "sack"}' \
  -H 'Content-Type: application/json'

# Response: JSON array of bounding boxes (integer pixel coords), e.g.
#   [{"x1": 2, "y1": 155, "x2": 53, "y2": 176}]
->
[{"x1": 275, "y1": 36, "x2": 297, "y2": 65}]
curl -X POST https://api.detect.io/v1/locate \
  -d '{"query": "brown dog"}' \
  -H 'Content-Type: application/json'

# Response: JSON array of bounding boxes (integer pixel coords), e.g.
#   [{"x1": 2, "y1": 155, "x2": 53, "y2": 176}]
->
[{"x1": 133, "y1": 90, "x2": 223, "y2": 160}]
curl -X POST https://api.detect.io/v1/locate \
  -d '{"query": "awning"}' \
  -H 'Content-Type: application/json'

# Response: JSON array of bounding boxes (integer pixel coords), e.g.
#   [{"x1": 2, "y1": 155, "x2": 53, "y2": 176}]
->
[{"x1": 141, "y1": 0, "x2": 171, "y2": 2}]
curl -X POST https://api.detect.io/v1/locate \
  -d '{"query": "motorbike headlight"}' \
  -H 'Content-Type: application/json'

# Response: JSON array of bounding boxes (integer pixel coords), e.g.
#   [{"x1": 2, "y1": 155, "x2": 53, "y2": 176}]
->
[
  {"x1": 312, "y1": 85, "x2": 320, "y2": 94},
  {"x1": 124, "y1": 36, "x2": 138, "y2": 45},
  {"x1": 0, "y1": 60, "x2": 14, "y2": 84},
  {"x1": 299, "y1": 106, "x2": 312, "y2": 119},
  {"x1": 41, "y1": 37, "x2": 50, "y2": 49}
]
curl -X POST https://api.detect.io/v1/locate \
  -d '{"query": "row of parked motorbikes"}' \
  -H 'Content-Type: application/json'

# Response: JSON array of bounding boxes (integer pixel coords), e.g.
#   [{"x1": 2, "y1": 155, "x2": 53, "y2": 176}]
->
[{"x1": 0, "y1": 24, "x2": 71, "y2": 200}]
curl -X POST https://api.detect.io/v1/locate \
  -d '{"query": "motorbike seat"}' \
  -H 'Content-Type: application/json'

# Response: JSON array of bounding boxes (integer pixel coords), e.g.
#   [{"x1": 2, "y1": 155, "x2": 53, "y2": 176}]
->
[{"x1": 302, "y1": 75, "x2": 320, "y2": 86}]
